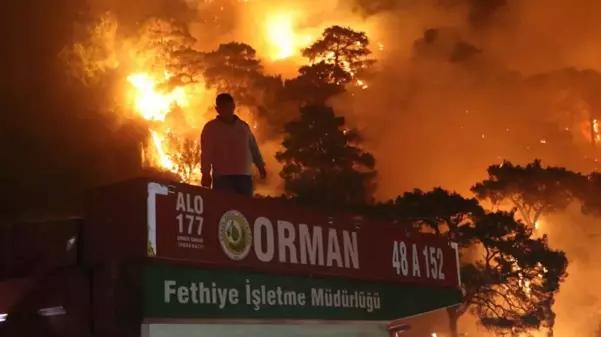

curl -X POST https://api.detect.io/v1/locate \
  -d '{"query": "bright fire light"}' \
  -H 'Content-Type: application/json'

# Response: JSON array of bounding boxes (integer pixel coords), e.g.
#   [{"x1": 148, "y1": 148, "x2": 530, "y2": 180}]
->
[
  {"x1": 127, "y1": 72, "x2": 191, "y2": 176},
  {"x1": 150, "y1": 129, "x2": 176, "y2": 172},
  {"x1": 127, "y1": 72, "x2": 187, "y2": 121},
  {"x1": 356, "y1": 79, "x2": 369, "y2": 90},
  {"x1": 593, "y1": 119, "x2": 601, "y2": 144},
  {"x1": 264, "y1": 11, "x2": 312, "y2": 60}
]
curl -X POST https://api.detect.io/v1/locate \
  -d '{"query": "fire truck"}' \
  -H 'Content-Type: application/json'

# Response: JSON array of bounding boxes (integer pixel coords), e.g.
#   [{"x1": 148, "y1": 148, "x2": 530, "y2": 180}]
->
[{"x1": 0, "y1": 178, "x2": 462, "y2": 337}]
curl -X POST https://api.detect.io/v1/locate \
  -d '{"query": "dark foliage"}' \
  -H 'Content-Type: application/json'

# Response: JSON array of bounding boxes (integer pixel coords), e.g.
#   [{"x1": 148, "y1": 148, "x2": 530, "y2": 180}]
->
[
  {"x1": 276, "y1": 104, "x2": 376, "y2": 208},
  {"x1": 472, "y1": 160, "x2": 585, "y2": 228},
  {"x1": 301, "y1": 25, "x2": 374, "y2": 86},
  {"x1": 374, "y1": 189, "x2": 568, "y2": 337}
]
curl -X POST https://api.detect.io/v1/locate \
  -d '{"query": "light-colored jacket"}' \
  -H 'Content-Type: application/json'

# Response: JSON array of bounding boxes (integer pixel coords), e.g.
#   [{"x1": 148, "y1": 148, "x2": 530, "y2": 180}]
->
[{"x1": 200, "y1": 116, "x2": 264, "y2": 177}]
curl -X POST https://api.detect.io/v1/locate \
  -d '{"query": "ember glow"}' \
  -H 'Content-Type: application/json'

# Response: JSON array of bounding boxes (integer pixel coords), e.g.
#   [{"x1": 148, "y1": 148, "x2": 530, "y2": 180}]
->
[{"x1": 356, "y1": 79, "x2": 369, "y2": 90}]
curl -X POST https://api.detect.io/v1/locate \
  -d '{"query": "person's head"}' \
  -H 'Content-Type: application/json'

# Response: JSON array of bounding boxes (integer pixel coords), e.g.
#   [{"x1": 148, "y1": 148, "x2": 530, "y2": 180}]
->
[{"x1": 215, "y1": 93, "x2": 235, "y2": 118}]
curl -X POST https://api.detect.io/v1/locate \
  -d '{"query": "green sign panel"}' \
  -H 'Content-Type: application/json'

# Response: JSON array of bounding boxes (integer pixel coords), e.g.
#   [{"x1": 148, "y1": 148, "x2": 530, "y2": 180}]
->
[{"x1": 143, "y1": 264, "x2": 462, "y2": 321}]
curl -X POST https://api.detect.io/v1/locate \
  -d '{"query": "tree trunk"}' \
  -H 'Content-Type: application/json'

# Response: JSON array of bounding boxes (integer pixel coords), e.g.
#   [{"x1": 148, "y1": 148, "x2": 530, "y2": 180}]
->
[{"x1": 447, "y1": 306, "x2": 460, "y2": 337}]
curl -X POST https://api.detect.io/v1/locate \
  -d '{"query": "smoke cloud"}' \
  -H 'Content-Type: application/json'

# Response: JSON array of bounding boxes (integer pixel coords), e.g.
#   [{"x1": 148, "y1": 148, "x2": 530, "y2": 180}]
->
[{"x1": 3, "y1": 0, "x2": 601, "y2": 335}]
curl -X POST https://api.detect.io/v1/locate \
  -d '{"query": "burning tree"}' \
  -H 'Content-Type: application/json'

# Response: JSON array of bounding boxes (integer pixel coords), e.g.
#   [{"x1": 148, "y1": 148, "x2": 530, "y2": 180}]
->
[
  {"x1": 462, "y1": 212, "x2": 567, "y2": 337},
  {"x1": 282, "y1": 25, "x2": 374, "y2": 105},
  {"x1": 59, "y1": 11, "x2": 380, "y2": 185},
  {"x1": 276, "y1": 104, "x2": 376, "y2": 208},
  {"x1": 373, "y1": 189, "x2": 568, "y2": 337},
  {"x1": 472, "y1": 160, "x2": 584, "y2": 229},
  {"x1": 165, "y1": 134, "x2": 201, "y2": 185}
]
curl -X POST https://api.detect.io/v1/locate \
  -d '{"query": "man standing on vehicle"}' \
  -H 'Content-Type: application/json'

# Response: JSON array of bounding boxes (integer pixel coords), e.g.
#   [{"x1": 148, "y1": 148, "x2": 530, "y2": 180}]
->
[{"x1": 200, "y1": 93, "x2": 266, "y2": 196}]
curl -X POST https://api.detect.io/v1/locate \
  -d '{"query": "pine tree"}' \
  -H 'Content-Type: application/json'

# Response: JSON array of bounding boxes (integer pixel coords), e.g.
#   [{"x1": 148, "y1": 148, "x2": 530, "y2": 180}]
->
[{"x1": 276, "y1": 104, "x2": 376, "y2": 208}]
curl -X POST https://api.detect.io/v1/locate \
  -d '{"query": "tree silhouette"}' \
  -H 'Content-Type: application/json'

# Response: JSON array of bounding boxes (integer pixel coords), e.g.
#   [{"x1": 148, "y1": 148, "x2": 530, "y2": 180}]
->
[
  {"x1": 201, "y1": 42, "x2": 266, "y2": 106},
  {"x1": 302, "y1": 25, "x2": 374, "y2": 85},
  {"x1": 281, "y1": 26, "x2": 374, "y2": 105},
  {"x1": 283, "y1": 62, "x2": 346, "y2": 104},
  {"x1": 167, "y1": 41, "x2": 279, "y2": 107},
  {"x1": 471, "y1": 160, "x2": 584, "y2": 228},
  {"x1": 167, "y1": 47, "x2": 205, "y2": 86},
  {"x1": 463, "y1": 212, "x2": 566, "y2": 337},
  {"x1": 199, "y1": 42, "x2": 289, "y2": 137},
  {"x1": 574, "y1": 172, "x2": 601, "y2": 217},
  {"x1": 389, "y1": 187, "x2": 484, "y2": 236},
  {"x1": 377, "y1": 189, "x2": 568, "y2": 337},
  {"x1": 276, "y1": 104, "x2": 376, "y2": 208}
]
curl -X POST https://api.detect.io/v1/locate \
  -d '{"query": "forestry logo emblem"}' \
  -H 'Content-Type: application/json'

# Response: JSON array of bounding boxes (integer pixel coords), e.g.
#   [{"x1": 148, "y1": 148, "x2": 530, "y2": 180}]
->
[{"x1": 218, "y1": 210, "x2": 252, "y2": 261}]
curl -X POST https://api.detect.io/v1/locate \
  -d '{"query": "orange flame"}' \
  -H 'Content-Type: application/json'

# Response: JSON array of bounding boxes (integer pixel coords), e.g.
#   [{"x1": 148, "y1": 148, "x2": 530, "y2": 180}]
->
[
  {"x1": 150, "y1": 129, "x2": 176, "y2": 171},
  {"x1": 264, "y1": 10, "x2": 312, "y2": 60},
  {"x1": 127, "y1": 72, "x2": 187, "y2": 121},
  {"x1": 127, "y1": 71, "x2": 190, "y2": 176},
  {"x1": 593, "y1": 119, "x2": 601, "y2": 144}
]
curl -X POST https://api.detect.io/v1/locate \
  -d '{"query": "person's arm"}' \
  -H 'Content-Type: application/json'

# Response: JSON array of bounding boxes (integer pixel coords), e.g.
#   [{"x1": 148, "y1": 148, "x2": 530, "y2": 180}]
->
[
  {"x1": 248, "y1": 129, "x2": 266, "y2": 178},
  {"x1": 200, "y1": 125, "x2": 213, "y2": 187}
]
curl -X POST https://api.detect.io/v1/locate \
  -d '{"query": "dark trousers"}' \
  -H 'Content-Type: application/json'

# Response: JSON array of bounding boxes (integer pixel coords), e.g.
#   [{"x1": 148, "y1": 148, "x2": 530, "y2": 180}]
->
[{"x1": 213, "y1": 175, "x2": 254, "y2": 197}]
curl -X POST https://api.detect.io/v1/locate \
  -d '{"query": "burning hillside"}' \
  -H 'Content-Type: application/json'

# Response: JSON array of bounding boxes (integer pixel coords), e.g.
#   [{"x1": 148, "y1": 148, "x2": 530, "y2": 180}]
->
[
  {"x1": 59, "y1": 3, "x2": 375, "y2": 185},
  {"x1": 52, "y1": 0, "x2": 601, "y2": 197},
  {"x1": 5, "y1": 0, "x2": 601, "y2": 336}
]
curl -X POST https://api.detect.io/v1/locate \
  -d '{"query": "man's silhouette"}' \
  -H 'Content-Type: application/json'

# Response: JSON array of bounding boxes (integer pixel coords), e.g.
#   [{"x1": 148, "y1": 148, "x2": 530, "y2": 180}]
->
[{"x1": 200, "y1": 93, "x2": 266, "y2": 196}]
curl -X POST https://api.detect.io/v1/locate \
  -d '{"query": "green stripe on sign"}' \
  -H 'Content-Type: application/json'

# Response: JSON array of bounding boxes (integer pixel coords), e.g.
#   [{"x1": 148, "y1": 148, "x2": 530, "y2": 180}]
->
[{"x1": 143, "y1": 264, "x2": 462, "y2": 321}]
